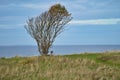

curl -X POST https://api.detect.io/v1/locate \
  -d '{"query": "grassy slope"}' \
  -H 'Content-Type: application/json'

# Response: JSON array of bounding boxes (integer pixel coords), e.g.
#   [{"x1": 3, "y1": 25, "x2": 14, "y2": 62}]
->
[
  {"x1": 0, "y1": 52, "x2": 120, "y2": 80},
  {"x1": 64, "y1": 52, "x2": 120, "y2": 68}
]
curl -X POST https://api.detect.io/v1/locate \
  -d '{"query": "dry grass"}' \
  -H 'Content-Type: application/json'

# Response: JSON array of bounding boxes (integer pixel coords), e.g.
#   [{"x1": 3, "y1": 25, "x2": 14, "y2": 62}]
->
[{"x1": 0, "y1": 53, "x2": 120, "y2": 80}]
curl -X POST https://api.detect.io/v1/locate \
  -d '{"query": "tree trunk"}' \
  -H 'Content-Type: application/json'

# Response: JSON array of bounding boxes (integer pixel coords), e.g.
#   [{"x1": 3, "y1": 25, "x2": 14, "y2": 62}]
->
[{"x1": 36, "y1": 41, "x2": 49, "y2": 56}]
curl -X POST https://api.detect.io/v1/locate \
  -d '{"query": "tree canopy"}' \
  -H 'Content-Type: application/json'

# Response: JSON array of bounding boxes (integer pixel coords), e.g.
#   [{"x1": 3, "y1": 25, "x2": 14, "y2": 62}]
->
[{"x1": 25, "y1": 4, "x2": 72, "y2": 55}]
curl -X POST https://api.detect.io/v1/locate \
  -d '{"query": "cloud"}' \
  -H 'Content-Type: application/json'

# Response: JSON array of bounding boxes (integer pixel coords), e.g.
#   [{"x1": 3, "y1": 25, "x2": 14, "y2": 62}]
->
[
  {"x1": 0, "y1": 24, "x2": 24, "y2": 29},
  {"x1": 0, "y1": 3, "x2": 50, "y2": 9},
  {"x1": 19, "y1": 4, "x2": 49, "y2": 9},
  {"x1": 0, "y1": 1, "x2": 87, "y2": 11},
  {"x1": 70, "y1": 18, "x2": 120, "y2": 25},
  {"x1": 1, "y1": 18, "x2": 120, "y2": 29},
  {"x1": 0, "y1": 16, "x2": 27, "y2": 21}
]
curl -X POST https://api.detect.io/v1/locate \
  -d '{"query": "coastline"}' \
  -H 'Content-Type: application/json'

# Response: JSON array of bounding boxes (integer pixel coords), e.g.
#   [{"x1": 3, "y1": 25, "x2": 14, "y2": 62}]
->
[{"x1": 0, "y1": 45, "x2": 120, "y2": 58}]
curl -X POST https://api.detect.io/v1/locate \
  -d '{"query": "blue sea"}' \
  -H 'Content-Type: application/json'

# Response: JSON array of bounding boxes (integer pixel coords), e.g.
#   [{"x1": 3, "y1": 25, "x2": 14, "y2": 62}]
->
[{"x1": 0, "y1": 45, "x2": 120, "y2": 57}]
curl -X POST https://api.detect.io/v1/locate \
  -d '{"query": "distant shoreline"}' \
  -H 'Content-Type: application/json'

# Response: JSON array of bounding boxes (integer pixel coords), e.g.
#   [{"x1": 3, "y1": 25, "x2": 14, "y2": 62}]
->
[
  {"x1": 0, "y1": 50, "x2": 120, "y2": 58},
  {"x1": 1, "y1": 44, "x2": 120, "y2": 47},
  {"x1": 0, "y1": 45, "x2": 120, "y2": 58}
]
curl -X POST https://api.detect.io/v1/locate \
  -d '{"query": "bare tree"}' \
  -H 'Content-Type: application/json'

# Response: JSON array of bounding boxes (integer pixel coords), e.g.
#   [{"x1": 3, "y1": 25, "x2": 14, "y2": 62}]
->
[{"x1": 25, "y1": 4, "x2": 72, "y2": 55}]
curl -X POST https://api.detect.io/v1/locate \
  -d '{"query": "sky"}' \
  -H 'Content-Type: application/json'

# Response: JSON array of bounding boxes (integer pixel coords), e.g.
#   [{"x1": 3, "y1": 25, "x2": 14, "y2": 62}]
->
[{"x1": 0, "y1": 0, "x2": 120, "y2": 45}]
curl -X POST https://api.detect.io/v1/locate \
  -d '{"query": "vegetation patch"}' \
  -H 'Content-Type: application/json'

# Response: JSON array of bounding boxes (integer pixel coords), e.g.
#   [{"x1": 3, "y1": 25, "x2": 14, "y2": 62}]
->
[{"x1": 0, "y1": 52, "x2": 120, "y2": 80}]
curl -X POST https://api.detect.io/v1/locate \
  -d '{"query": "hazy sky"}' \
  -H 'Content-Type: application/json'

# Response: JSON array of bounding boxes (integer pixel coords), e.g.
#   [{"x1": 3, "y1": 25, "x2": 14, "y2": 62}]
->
[{"x1": 0, "y1": 0, "x2": 120, "y2": 45}]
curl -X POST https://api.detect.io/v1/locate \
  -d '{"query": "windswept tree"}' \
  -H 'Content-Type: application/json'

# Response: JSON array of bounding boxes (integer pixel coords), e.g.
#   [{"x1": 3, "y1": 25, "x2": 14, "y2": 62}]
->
[{"x1": 25, "y1": 4, "x2": 72, "y2": 55}]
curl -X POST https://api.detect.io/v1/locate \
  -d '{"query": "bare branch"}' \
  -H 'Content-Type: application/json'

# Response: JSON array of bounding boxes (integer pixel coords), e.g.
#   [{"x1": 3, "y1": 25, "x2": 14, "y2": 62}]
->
[{"x1": 25, "y1": 4, "x2": 72, "y2": 55}]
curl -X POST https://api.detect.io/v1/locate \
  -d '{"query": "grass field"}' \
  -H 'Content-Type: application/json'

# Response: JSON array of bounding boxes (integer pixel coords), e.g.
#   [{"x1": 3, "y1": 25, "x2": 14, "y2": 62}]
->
[{"x1": 0, "y1": 52, "x2": 120, "y2": 80}]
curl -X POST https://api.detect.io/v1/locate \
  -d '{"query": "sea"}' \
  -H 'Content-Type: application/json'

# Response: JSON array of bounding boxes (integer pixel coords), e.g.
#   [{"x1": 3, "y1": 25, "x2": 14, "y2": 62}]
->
[{"x1": 0, "y1": 45, "x2": 120, "y2": 58}]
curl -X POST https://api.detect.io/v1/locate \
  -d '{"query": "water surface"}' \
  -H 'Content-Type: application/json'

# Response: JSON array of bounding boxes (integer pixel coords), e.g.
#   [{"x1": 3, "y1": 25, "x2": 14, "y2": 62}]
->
[{"x1": 0, "y1": 45, "x2": 120, "y2": 57}]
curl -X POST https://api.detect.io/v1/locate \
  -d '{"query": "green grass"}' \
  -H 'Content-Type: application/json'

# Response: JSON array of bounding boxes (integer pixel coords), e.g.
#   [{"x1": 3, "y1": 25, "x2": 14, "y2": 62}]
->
[
  {"x1": 0, "y1": 52, "x2": 120, "y2": 80},
  {"x1": 64, "y1": 52, "x2": 120, "y2": 68}
]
